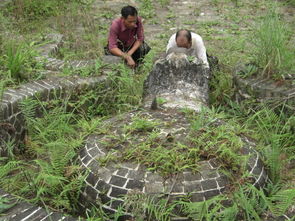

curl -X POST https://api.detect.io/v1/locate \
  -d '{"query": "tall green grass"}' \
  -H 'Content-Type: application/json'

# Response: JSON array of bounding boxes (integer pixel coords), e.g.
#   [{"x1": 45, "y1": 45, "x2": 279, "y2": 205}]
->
[
  {"x1": 253, "y1": 7, "x2": 294, "y2": 79},
  {"x1": 4, "y1": 43, "x2": 27, "y2": 81},
  {"x1": 1, "y1": 41, "x2": 42, "y2": 83}
]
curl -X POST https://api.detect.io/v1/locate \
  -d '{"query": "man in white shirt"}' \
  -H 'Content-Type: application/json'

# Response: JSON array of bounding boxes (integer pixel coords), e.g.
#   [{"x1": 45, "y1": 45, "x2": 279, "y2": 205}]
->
[{"x1": 166, "y1": 29, "x2": 209, "y2": 68}]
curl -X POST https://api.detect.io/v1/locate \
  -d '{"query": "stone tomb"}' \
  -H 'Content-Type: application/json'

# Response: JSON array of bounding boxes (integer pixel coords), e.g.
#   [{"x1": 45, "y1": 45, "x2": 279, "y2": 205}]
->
[{"x1": 78, "y1": 53, "x2": 267, "y2": 217}]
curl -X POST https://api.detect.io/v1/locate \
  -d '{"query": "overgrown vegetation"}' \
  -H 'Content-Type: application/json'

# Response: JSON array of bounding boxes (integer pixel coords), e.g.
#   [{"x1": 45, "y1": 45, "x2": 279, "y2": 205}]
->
[
  {"x1": 96, "y1": 107, "x2": 249, "y2": 179},
  {"x1": 0, "y1": 98, "x2": 88, "y2": 212},
  {"x1": 252, "y1": 7, "x2": 294, "y2": 79},
  {"x1": 0, "y1": 59, "x2": 148, "y2": 215},
  {"x1": 84, "y1": 181, "x2": 295, "y2": 220},
  {"x1": 175, "y1": 183, "x2": 295, "y2": 221}
]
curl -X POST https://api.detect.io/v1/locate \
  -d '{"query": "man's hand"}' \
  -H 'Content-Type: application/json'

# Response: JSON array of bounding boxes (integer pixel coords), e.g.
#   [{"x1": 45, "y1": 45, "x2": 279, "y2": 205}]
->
[
  {"x1": 124, "y1": 53, "x2": 136, "y2": 68},
  {"x1": 109, "y1": 48, "x2": 136, "y2": 68}
]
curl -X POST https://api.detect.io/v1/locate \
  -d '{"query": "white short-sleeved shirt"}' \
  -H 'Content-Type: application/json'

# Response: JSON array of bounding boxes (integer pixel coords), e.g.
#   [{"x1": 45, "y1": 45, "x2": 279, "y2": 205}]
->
[{"x1": 166, "y1": 32, "x2": 209, "y2": 68}]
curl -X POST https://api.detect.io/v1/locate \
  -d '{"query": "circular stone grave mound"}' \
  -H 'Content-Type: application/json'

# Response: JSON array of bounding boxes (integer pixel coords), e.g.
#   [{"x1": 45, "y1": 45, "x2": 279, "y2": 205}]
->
[
  {"x1": 78, "y1": 108, "x2": 267, "y2": 216},
  {"x1": 36, "y1": 33, "x2": 122, "y2": 72}
]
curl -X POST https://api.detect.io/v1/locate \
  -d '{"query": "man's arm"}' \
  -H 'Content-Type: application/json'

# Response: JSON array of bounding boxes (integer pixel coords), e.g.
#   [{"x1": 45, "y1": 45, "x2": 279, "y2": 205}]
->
[
  {"x1": 110, "y1": 47, "x2": 136, "y2": 68},
  {"x1": 108, "y1": 21, "x2": 135, "y2": 67},
  {"x1": 166, "y1": 33, "x2": 177, "y2": 53},
  {"x1": 127, "y1": 40, "x2": 142, "y2": 56},
  {"x1": 193, "y1": 34, "x2": 209, "y2": 68}
]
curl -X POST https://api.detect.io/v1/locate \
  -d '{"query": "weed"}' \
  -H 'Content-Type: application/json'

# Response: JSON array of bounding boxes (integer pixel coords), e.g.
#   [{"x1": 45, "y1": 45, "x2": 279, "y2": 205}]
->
[
  {"x1": 158, "y1": 0, "x2": 170, "y2": 8},
  {"x1": 0, "y1": 195, "x2": 16, "y2": 213},
  {"x1": 102, "y1": 63, "x2": 145, "y2": 113},
  {"x1": 0, "y1": 77, "x2": 13, "y2": 101},
  {"x1": 97, "y1": 151, "x2": 118, "y2": 167},
  {"x1": 123, "y1": 192, "x2": 174, "y2": 221},
  {"x1": 246, "y1": 107, "x2": 294, "y2": 184},
  {"x1": 286, "y1": 0, "x2": 295, "y2": 7},
  {"x1": 209, "y1": 69, "x2": 233, "y2": 108},
  {"x1": 253, "y1": 7, "x2": 294, "y2": 79},
  {"x1": 177, "y1": 182, "x2": 295, "y2": 220},
  {"x1": 138, "y1": 0, "x2": 156, "y2": 19},
  {"x1": 156, "y1": 97, "x2": 167, "y2": 105},
  {"x1": 0, "y1": 98, "x2": 89, "y2": 213},
  {"x1": 125, "y1": 115, "x2": 160, "y2": 133},
  {"x1": 2, "y1": 41, "x2": 42, "y2": 83},
  {"x1": 4, "y1": 43, "x2": 27, "y2": 81},
  {"x1": 2, "y1": 140, "x2": 16, "y2": 161},
  {"x1": 85, "y1": 203, "x2": 109, "y2": 221},
  {"x1": 6, "y1": 0, "x2": 86, "y2": 21}
]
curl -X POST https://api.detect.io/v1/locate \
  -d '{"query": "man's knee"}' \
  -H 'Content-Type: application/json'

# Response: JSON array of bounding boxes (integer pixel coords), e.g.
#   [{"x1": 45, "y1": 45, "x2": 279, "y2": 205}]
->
[{"x1": 140, "y1": 42, "x2": 151, "y2": 56}]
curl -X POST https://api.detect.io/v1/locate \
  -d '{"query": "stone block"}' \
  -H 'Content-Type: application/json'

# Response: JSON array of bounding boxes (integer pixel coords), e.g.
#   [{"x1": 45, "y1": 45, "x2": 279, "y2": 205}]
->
[
  {"x1": 126, "y1": 179, "x2": 144, "y2": 191},
  {"x1": 183, "y1": 171, "x2": 202, "y2": 182},
  {"x1": 216, "y1": 175, "x2": 228, "y2": 188},
  {"x1": 145, "y1": 172, "x2": 164, "y2": 183},
  {"x1": 109, "y1": 186, "x2": 128, "y2": 198},
  {"x1": 201, "y1": 179, "x2": 217, "y2": 191},
  {"x1": 110, "y1": 175, "x2": 128, "y2": 187},
  {"x1": 201, "y1": 169, "x2": 218, "y2": 179},
  {"x1": 184, "y1": 181, "x2": 202, "y2": 193},
  {"x1": 85, "y1": 185, "x2": 99, "y2": 201},
  {"x1": 190, "y1": 192, "x2": 204, "y2": 202},
  {"x1": 127, "y1": 169, "x2": 145, "y2": 180},
  {"x1": 204, "y1": 189, "x2": 220, "y2": 200},
  {"x1": 116, "y1": 168, "x2": 129, "y2": 177},
  {"x1": 145, "y1": 182, "x2": 164, "y2": 194},
  {"x1": 86, "y1": 172, "x2": 99, "y2": 187}
]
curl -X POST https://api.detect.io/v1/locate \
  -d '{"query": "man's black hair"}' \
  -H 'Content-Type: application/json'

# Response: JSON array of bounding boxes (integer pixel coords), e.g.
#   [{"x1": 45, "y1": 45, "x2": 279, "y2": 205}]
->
[
  {"x1": 175, "y1": 29, "x2": 192, "y2": 43},
  {"x1": 121, "y1": 5, "x2": 138, "y2": 18}
]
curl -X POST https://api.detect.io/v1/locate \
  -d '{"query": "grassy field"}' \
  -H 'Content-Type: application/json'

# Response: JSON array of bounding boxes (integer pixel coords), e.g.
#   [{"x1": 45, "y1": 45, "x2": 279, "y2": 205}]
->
[{"x1": 0, "y1": 0, "x2": 294, "y2": 220}]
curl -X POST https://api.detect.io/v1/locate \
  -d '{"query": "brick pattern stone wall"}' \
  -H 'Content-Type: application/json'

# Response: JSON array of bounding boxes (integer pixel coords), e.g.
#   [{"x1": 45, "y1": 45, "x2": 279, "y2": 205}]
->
[
  {"x1": 0, "y1": 75, "x2": 108, "y2": 219},
  {"x1": 0, "y1": 75, "x2": 106, "y2": 157},
  {"x1": 0, "y1": 189, "x2": 78, "y2": 221},
  {"x1": 36, "y1": 33, "x2": 95, "y2": 71},
  {"x1": 0, "y1": 32, "x2": 122, "y2": 220},
  {"x1": 0, "y1": 75, "x2": 109, "y2": 220},
  {"x1": 36, "y1": 33, "x2": 121, "y2": 72},
  {"x1": 72, "y1": 56, "x2": 270, "y2": 219},
  {"x1": 78, "y1": 111, "x2": 268, "y2": 216}
]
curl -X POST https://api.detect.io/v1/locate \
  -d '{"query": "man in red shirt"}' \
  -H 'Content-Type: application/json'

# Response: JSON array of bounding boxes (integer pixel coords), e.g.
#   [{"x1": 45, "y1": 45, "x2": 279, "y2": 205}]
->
[{"x1": 105, "y1": 5, "x2": 150, "y2": 68}]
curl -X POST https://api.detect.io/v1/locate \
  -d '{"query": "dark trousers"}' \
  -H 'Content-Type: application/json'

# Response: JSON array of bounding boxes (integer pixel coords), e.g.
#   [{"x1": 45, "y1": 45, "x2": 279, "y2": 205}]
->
[{"x1": 105, "y1": 41, "x2": 151, "y2": 63}]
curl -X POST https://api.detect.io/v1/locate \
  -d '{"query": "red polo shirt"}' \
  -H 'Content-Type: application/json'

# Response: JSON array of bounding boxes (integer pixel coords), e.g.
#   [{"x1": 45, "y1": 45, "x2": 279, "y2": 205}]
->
[{"x1": 108, "y1": 16, "x2": 144, "y2": 50}]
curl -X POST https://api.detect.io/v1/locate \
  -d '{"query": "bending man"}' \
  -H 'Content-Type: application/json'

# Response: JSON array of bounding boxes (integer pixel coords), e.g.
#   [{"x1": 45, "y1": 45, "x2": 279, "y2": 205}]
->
[
  {"x1": 166, "y1": 29, "x2": 209, "y2": 68},
  {"x1": 106, "y1": 5, "x2": 150, "y2": 68}
]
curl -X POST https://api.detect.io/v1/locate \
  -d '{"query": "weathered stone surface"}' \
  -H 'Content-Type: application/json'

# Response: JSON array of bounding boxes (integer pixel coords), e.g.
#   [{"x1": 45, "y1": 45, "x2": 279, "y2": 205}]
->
[
  {"x1": 102, "y1": 55, "x2": 123, "y2": 64},
  {"x1": 233, "y1": 64, "x2": 295, "y2": 113},
  {"x1": 35, "y1": 33, "x2": 123, "y2": 72},
  {"x1": 143, "y1": 52, "x2": 210, "y2": 111},
  {"x1": 0, "y1": 189, "x2": 79, "y2": 220}
]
